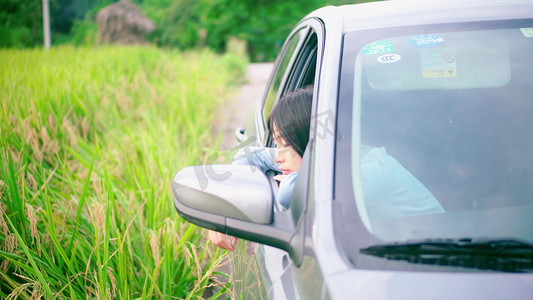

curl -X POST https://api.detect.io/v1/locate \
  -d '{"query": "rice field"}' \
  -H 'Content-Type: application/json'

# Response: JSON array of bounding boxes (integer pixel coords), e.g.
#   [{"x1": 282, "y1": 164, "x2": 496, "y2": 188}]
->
[{"x1": 0, "y1": 45, "x2": 246, "y2": 299}]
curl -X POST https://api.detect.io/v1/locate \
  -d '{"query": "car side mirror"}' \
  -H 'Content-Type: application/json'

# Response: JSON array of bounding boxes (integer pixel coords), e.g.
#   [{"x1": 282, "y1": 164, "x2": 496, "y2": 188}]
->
[
  {"x1": 172, "y1": 165, "x2": 273, "y2": 226},
  {"x1": 172, "y1": 164, "x2": 301, "y2": 261}
]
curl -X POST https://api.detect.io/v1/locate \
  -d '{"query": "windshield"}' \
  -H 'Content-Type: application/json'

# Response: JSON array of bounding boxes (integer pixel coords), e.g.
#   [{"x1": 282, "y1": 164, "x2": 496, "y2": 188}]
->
[{"x1": 335, "y1": 20, "x2": 533, "y2": 271}]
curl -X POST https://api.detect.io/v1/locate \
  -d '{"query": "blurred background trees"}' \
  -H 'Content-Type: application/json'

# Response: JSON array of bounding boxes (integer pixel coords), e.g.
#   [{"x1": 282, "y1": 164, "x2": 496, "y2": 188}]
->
[{"x1": 0, "y1": 0, "x2": 376, "y2": 61}]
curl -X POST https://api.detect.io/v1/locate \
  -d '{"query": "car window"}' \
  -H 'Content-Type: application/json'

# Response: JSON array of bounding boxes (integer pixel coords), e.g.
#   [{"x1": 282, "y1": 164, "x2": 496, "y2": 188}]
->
[
  {"x1": 263, "y1": 28, "x2": 307, "y2": 125},
  {"x1": 265, "y1": 31, "x2": 319, "y2": 146},
  {"x1": 285, "y1": 33, "x2": 318, "y2": 92}
]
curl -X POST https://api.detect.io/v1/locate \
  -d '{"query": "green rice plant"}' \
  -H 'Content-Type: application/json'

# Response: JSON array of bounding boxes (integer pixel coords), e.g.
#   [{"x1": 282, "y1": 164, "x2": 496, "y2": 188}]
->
[
  {"x1": 0, "y1": 45, "x2": 246, "y2": 299},
  {"x1": 228, "y1": 241, "x2": 267, "y2": 300}
]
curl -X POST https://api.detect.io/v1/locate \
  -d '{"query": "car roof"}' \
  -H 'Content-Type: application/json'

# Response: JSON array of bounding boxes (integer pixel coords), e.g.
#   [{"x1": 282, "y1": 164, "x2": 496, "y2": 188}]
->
[{"x1": 308, "y1": 0, "x2": 533, "y2": 32}]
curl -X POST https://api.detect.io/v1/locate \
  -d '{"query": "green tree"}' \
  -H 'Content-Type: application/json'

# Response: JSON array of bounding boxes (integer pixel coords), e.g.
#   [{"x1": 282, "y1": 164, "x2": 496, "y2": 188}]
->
[
  {"x1": 0, "y1": 0, "x2": 379, "y2": 60},
  {"x1": 142, "y1": 0, "x2": 371, "y2": 61},
  {"x1": 0, "y1": 0, "x2": 43, "y2": 48}
]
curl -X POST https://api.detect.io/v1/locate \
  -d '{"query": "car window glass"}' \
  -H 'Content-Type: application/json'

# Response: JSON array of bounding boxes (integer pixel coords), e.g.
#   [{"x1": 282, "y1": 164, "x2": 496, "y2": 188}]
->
[
  {"x1": 263, "y1": 28, "x2": 307, "y2": 124},
  {"x1": 285, "y1": 33, "x2": 318, "y2": 91},
  {"x1": 266, "y1": 32, "x2": 319, "y2": 147},
  {"x1": 350, "y1": 25, "x2": 533, "y2": 242}
]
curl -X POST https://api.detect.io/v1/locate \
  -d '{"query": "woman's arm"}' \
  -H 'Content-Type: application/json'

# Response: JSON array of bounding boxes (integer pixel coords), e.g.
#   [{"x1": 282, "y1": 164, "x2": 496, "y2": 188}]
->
[
  {"x1": 361, "y1": 146, "x2": 445, "y2": 218},
  {"x1": 232, "y1": 147, "x2": 280, "y2": 173},
  {"x1": 234, "y1": 146, "x2": 298, "y2": 209}
]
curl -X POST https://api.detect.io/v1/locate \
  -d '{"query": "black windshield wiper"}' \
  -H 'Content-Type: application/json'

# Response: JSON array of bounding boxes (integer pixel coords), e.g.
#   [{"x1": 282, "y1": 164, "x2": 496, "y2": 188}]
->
[{"x1": 360, "y1": 238, "x2": 533, "y2": 272}]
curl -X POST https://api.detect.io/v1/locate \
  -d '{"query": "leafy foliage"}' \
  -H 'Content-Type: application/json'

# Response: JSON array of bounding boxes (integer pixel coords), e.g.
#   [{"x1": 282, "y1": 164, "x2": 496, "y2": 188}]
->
[
  {"x1": 0, "y1": 0, "x2": 43, "y2": 48},
  {"x1": 0, "y1": 0, "x2": 378, "y2": 61},
  {"x1": 141, "y1": 0, "x2": 371, "y2": 61}
]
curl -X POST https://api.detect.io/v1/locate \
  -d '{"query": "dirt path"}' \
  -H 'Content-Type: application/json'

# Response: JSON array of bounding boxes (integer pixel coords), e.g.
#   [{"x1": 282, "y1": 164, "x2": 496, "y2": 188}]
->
[{"x1": 218, "y1": 62, "x2": 274, "y2": 150}]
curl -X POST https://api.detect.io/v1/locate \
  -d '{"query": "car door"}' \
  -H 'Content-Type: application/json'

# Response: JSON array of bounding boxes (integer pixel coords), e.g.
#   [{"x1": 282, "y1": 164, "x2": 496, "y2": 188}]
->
[{"x1": 229, "y1": 19, "x2": 325, "y2": 300}]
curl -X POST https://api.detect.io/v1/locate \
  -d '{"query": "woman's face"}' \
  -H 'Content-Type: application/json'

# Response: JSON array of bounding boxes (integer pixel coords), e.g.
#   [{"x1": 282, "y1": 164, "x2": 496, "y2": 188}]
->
[{"x1": 273, "y1": 126, "x2": 302, "y2": 175}]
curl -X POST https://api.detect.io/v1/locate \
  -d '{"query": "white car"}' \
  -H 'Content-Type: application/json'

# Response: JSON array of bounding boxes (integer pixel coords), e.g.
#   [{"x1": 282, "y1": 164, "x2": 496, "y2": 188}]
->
[{"x1": 173, "y1": 0, "x2": 533, "y2": 298}]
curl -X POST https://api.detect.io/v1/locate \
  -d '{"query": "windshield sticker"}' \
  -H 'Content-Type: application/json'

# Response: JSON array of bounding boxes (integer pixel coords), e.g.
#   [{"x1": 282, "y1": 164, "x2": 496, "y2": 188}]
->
[
  {"x1": 377, "y1": 54, "x2": 401, "y2": 63},
  {"x1": 409, "y1": 34, "x2": 444, "y2": 48},
  {"x1": 520, "y1": 28, "x2": 533, "y2": 38},
  {"x1": 363, "y1": 40, "x2": 395, "y2": 55},
  {"x1": 421, "y1": 47, "x2": 457, "y2": 78}
]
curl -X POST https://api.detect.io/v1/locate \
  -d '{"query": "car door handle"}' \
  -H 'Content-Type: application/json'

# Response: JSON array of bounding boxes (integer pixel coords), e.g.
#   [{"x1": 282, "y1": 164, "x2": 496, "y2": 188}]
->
[{"x1": 235, "y1": 127, "x2": 247, "y2": 143}]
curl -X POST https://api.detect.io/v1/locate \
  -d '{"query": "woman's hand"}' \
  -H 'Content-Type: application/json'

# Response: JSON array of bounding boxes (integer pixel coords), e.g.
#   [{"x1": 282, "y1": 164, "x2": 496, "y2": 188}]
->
[
  {"x1": 208, "y1": 230, "x2": 237, "y2": 251},
  {"x1": 273, "y1": 174, "x2": 287, "y2": 181}
]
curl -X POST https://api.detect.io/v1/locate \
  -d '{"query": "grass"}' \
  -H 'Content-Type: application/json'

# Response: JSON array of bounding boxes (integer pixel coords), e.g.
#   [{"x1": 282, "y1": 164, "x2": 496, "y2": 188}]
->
[{"x1": 0, "y1": 45, "x2": 247, "y2": 299}]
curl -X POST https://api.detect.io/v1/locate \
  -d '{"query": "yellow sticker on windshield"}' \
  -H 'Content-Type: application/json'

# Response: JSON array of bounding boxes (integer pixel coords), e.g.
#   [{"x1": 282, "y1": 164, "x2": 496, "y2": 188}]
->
[
  {"x1": 422, "y1": 69, "x2": 456, "y2": 78},
  {"x1": 520, "y1": 28, "x2": 533, "y2": 38},
  {"x1": 421, "y1": 47, "x2": 457, "y2": 78}
]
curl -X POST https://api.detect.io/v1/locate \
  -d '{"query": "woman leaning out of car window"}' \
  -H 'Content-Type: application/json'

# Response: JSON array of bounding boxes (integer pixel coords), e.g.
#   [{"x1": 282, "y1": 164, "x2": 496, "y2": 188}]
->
[
  {"x1": 208, "y1": 86, "x2": 445, "y2": 251},
  {"x1": 208, "y1": 86, "x2": 313, "y2": 251}
]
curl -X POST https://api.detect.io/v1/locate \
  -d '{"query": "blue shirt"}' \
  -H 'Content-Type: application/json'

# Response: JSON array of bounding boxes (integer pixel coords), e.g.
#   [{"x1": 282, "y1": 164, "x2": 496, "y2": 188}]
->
[
  {"x1": 232, "y1": 147, "x2": 295, "y2": 209},
  {"x1": 233, "y1": 146, "x2": 445, "y2": 216},
  {"x1": 360, "y1": 146, "x2": 445, "y2": 218}
]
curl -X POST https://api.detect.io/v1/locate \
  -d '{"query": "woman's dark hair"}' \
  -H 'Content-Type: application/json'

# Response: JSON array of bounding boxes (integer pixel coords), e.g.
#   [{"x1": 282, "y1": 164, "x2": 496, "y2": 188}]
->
[{"x1": 267, "y1": 86, "x2": 313, "y2": 157}]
